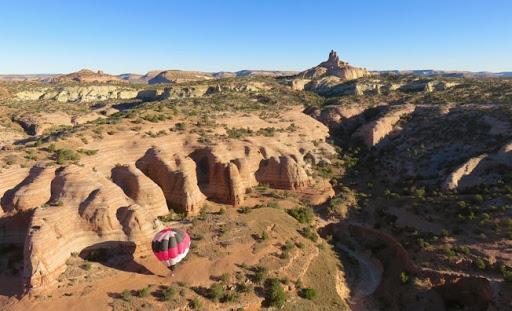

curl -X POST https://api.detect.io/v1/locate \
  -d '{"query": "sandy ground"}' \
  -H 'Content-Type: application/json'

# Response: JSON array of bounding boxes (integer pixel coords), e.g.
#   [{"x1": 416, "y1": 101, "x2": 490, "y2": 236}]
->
[{"x1": 3, "y1": 240, "x2": 270, "y2": 311}]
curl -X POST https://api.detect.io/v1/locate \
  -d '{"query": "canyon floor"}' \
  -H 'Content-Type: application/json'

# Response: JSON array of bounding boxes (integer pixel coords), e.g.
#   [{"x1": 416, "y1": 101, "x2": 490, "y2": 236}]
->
[{"x1": 0, "y1": 71, "x2": 512, "y2": 310}]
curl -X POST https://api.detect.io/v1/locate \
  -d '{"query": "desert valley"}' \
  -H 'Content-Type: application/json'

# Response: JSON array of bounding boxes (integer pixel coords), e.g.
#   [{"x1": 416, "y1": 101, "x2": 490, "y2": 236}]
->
[{"x1": 0, "y1": 48, "x2": 510, "y2": 311}]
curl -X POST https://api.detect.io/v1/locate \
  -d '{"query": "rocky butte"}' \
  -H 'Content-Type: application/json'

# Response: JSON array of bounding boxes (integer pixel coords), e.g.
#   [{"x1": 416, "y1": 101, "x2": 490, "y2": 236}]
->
[{"x1": 298, "y1": 50, "x2": 371, "y2": 80}]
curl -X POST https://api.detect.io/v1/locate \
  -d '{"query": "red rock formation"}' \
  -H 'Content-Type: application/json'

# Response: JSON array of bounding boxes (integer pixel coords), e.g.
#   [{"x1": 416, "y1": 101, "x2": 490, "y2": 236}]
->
[
  {"x1": 255, "y1": 155, "x2": 313, "y2": 190},
  {"x1": 23, "y1": 165, "x2": 158, "y2": 291},
  {"x1": 298, "y1": 50, "x2": 371, "y2": 80},
  {"x1": 3, "y1": 166, "x2": 55, "y2": 213},
  {"x1": 111, "y1": 164, "x2": 169, "y2": 217},
  {"x1": 135, "y1": 148, "x2": 206, "y2": 215}
]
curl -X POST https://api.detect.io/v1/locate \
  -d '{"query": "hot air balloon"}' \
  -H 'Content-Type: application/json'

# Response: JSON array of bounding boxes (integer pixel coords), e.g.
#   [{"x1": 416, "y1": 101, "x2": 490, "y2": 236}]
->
[{"x1": 152, "y1": 228, "x2": 191, "y2": 276}]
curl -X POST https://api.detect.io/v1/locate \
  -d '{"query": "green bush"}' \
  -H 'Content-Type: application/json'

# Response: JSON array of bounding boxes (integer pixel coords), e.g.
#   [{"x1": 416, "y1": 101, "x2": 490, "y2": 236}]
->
[
  {"x1": 288, "y1": 206, "x2": 314, "y2": 224},
  {"x1": 83, "y1": 262, "x2": 92, "y2": 271},
  {"x1": 474, "y1": 258, "x2": 486, "y2": 270},
  {"x1": 300, "y1": 227, "x2": 318, "y2": 242},
  {"x1": 239, "y1": 206, "x2": 251, "y2": 214},
  {"x1": 138, "y1": 287, "x2": 150, "y2": 298},
  {"x1": 121, "y1": 289, "x2": 131, "y2": 302},
  {"x1": 267, "y1": 201, "x2": 280, "y2": 209},
  {"x1": 254, "y1": 266, "x2": 269, "y2": 284},
  {"x1": 303, "y1": 287, "x2": 317, "y2": 300},
  {"x1": 503, "y1": 271, "x2": 512, "y2": 282},
  {"x1": 220, "y1": 273, "x2": 230, "y2": 283},
  {"x1": 192, "y1": 296, "x2": 202, "y2": 309},
  {"x1": 264, "y1": 278, "x2": 285, "y2": 308},
  {"x1": 208, "y1": 283, "x2": 224, "y2": 302},
  {"x1": 261, "y1": 231, "x2": 269, "y2": 241},
  {"x1": 161, "y1": 286, "x2": 175, "y2": 301},
  {"x1": 399, "y1": 271, "x2": 409, "y2": 284}
]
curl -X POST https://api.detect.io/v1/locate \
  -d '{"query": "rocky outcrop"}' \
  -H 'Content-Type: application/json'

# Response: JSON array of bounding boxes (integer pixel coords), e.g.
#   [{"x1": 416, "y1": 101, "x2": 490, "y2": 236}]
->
[
  {"x1": 442, "y1": 154, "x2": 487, "y2": 190},
  {"x1": 299, "y1": 50, "x2": 371, "y2": 81},
  {"x1": 14, "y1": 111, "x2": 74, "y2": 135},
  {"x1": 2, "y1": 166, "x2": 55, "y2": 213},
  {"x1": 49, "y1": 69, "x2": 126, "y2": 84},
  {"x1": 23, "y1": 165, "x2": 158, "y2": 291},
  {"x1": 309, "y1": 104, "x2": 368, "y2": 128},
  {"x1": 135, "y1": 148, "x2": 206, "y2": 215},
  {"x1": 255, "y1": 155, "x2": 313, "y2": 190},
  {"x1": 353, "y1": 105, "x2": 415, "y2": 148},
  {"x1": 111, "y1": 165, "x2": 169, "y2": 217}
]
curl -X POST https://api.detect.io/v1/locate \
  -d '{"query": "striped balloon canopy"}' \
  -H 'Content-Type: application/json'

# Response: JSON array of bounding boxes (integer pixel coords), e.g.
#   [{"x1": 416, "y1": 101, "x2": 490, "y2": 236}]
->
[{"x1": 152, "y1": 228, "x2": 191, "y2": 268}]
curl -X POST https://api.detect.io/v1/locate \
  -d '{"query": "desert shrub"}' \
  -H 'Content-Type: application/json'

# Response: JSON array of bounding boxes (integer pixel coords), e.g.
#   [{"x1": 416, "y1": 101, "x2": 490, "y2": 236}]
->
[
  {"x1": 219, "y1": 208, "x2": 226, "y2": 215},
  {"x1": 48, "y1": 143, "x2": 56, "y2": 152},
  {"x1": 254, "y1": 266, "x2": 269, "y2": 284},
  {"x1": 399, "y1": 271, "x2": 409, "y2": 284},
  {"x1": 239, "y1": 206, "x2": 251, "y2": 214},
  {"x1": 220, "y1": 273, "x2": 230, "y2": 283},
  {"x1": 161, "y1": 286, "x2": 175, "y2": 301},
  {"x1": 83, "y1": 262, "x2": 92, "y2": 271},
  {"x1": 121, "y1": 289, "x2": 131, "y2": 302},
  {"x1": 261, "y1": 231, "x2": 269, "y2": 241},
  {"x1": 138, "y1": 287, "x2": 150, "y2": 298},
  {"x1": 442, "y1": 246, "x2": 456, "y2": 257},
  {"x1": 288, "y1": 206, "x2": 314, "y2": 224},
  {"x1": 200, "y1": 205, "x2": 209, "y2": 217},
  {"x1": 224, "y1": 291, "x2": 240, "y2": 303},
  {"x1": 283, "y1": 240, "x2": 295, "y2": 251},
  {"x1": 56, "y1": 149, "x2": 80, "y2": 164},
  {"x1": 264, "y1": 278, "x2": 285, "y2": 308},
  {"x1": 503, "y1": 271, "x2": 512, "y2": 282},
  {"x1": 175, "y1": 122, "x2": 187, "y2": 131},
  {"x1": 473, "y1": 194, "x2": 484, "y2": 204},
  {"x1": 303, "y1": 287, "x2": 317, "y2": 300},
  {"x1": 296, "y1": 241, "x2": 305, "y2": 249},
  {"x1": 474, "y1": 258, "x2": 486, "y2": 270},
  {"x1": 208, "y1": 283, "x2": 224, "y2": 302},
  {"x1": 192, "y1": 296, "x2": 202, "y2": 309},
  {"x1": 300, "y1": 227, "x2": 318, "y2": 242},
  {"x1": 267, "y1": 201, "x2": 280, "y2": 209}
]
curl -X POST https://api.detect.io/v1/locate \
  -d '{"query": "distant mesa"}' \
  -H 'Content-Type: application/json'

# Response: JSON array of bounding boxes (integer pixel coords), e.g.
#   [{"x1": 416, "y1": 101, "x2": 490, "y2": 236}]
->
[
  {"x1": 148, "y1": 70, "x2": 215, "y2": 85},
  {"x1": 298, "y1": 50, "x2": 371, "y2": 80},
  {"x1": 49, "y1": 69, "x2": 127, "y2": 83}
]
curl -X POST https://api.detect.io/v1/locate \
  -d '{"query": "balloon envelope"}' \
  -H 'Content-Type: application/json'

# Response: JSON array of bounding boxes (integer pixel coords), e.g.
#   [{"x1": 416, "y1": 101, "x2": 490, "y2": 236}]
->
[{"x1": 152, "y1": 228, "x2": 191, "y2": 268}]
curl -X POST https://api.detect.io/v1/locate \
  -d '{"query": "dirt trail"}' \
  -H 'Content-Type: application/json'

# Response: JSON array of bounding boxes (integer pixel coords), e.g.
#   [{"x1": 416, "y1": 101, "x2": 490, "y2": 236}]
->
[{"x1": 336, "y1": 243, "x2": 382, "y2": 308}]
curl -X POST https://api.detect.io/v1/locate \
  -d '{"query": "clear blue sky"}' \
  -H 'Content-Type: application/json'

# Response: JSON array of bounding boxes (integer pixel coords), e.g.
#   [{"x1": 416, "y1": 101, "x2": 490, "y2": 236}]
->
[{"x1": 1, "y1": 0, "x2": 511, "y2": 74}]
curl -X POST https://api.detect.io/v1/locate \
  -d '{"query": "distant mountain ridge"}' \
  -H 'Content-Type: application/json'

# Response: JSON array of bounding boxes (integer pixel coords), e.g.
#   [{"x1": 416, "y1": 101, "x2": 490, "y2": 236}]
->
[
  {"x1": 373, "y1": 70, "x2": 512, "y2": 78},
  {"x1": 1, "y1": 68, "x2": 511, "y2": 83}
]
